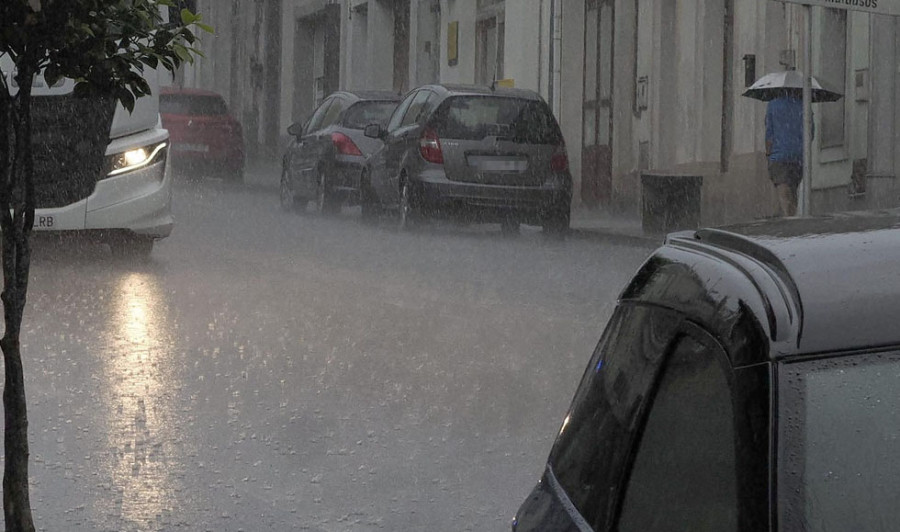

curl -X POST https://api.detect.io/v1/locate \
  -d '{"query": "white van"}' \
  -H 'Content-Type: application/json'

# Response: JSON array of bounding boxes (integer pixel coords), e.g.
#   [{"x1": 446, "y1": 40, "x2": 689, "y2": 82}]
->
[{"x1": 1, "y1": 55, "x2": 173, "y2": 257}]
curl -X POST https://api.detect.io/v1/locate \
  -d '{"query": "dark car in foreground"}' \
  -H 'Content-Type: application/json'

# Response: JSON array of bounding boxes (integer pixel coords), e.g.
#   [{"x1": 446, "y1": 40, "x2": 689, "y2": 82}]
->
[
  {"x1": 160, "y1": 87, "x2": 244, "y2": 180},
  {"x1": 361, "y1": 84, "x2": 572, "y2": 234},
  {"x1": 281, "y1": 91, "x2": 401, "y2": 214},
  {"x1": 515, "y1": 211, "x2": 900, "y2": 531}
]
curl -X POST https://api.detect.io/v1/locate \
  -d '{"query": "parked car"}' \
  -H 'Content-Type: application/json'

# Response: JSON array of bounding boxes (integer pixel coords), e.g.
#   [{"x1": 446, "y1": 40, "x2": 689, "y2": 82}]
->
[
  {"x1": 514, "y1": 211, "x2": 900, "y2": 531},
  {"x1": 361, "y1": 85, "x2": 572, "y2": 234},
  {"x1": 159, "y1": 87, "x2": 245, "y2": 180},
  {"x1": 281, "y1": 91, "x2": 402, "y2": 214}
]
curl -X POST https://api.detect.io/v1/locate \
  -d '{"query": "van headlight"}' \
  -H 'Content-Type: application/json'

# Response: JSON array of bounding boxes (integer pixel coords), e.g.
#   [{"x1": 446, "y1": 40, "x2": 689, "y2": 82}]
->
[{"x1": 106, "y1": 142, "x2": 167, "y2": 177}]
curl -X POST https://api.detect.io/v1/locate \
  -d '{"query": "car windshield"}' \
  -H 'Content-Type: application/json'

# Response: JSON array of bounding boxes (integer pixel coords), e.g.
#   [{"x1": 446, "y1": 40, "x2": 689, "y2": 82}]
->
[
  {"x1": 778, "y1": 352, "x2": 900, "y2": 531},
  {"x1": 159, "y1": 94, "x2": 228, "y2": 116},
  {"x1": 342, "y1": 101, "x2": 398, "y2": 129},
  {"x1": 430, "y1": 95, "x2": 563, "y2": 144}
]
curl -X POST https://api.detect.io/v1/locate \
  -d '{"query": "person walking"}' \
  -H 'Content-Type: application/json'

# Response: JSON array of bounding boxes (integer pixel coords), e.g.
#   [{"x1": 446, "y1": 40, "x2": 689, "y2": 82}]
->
[{"x1": 765, "y1": 91, "x2": 806, "y2": 217}]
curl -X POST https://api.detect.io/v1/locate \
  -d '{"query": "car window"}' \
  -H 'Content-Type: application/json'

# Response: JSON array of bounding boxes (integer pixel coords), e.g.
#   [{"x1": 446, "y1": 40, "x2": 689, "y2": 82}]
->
[
  {"x1": 430, "y1": 95, "x2": 563, "y2": 144},
  {"x1": 159, "y1": 94, "x2": 228, "y2": 116},
  {"x1": 386, "y1": 91, "x2": 418, "y2": 133},
  {"x1": 305, "y1": 98, "x2": 334, "y2": 134},
  {"x1": 617, "y1": 334, "x2": 738, "y2": 532},
  {"x1": 778, "y1": 351, "x2": 900, "y2": 532},
  {"x1": 547, "y1": 305, "x2": 682, "y2": 528},
  {"x1": 320, "y1": 98, "x2": 347, "y2": 130},
  {"x1": 399, "y1": 90, "x2": 433, "y2": 128},
  {"x1": 341, "y1": 101, "x2": 399, "y2": 129}
]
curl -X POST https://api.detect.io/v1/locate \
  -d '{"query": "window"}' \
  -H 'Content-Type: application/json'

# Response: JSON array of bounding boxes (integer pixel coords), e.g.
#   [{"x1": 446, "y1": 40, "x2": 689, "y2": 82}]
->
[
  {"x1": 431, "y1": 96, "x2": 563, "y2": 144},
  {"x1": 387, "y1": 91, "x2": 418, "y2": 133},
  {"x1": 618, "y1": 334, "x2": 738, "y2": 532},
  {"x1": 341, "y1": 101, "x2": 400, "y2": 129},
  {"x1": 819, "y1": 8, "x2": 846, "y2": 148},
  {"x1": 305, "y1": 98, "x2": 334, "y2": 134},
  {"x1": 319, "y1": 98, "x2": 346, "y2": 129},
  {"x1": 548, "y1": 306, "x2": 682, "y2": 528},
  {"x1": 400, "y1": 91, "x2": 434, "y2": 128},
  {"x1": 778, "y1": 351, "x2": 900, "y2": 531}
]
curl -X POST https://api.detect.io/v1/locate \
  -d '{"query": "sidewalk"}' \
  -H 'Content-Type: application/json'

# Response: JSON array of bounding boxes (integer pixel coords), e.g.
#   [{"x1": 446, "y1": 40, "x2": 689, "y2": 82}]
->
[{"x1": 569, "y1": 208, "x2": 662, "y2": 246}]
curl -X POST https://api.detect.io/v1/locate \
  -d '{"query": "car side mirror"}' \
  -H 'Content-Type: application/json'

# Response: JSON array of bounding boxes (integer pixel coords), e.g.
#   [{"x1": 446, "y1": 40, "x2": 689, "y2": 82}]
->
[
  {"x1": 287, "y1": 122, "x2": 303, "y2": 137},
  {"x1": 364, "y1": 123, "x2": 385, "y2": 139}
]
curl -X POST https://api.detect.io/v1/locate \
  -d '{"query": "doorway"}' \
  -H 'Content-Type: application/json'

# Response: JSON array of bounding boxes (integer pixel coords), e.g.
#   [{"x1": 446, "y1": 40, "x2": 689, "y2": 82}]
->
[{"x1": 582, "y1": 0, "x2": 614, "y2": 208}]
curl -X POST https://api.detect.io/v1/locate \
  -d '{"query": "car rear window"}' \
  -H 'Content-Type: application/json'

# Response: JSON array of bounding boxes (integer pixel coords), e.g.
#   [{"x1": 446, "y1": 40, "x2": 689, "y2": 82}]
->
[
  {"x1": 342, "y1": 101, "x2": 398, "y2": 129},
  {"x1": 160, "y1": 94, "x2": 228, "y2": 116},
  {"x1": 430, "y1": 95, "x2": 563, "y2": 145},
  {"x1": 778, "y1": 352, "x2": 900, "y2": 531}
]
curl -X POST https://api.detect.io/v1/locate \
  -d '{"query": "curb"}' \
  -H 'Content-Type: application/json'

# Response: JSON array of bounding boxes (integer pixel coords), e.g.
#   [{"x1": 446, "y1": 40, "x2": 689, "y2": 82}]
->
[{"x1": 568, "y1": 226, "x2": 663, "y2": 248}]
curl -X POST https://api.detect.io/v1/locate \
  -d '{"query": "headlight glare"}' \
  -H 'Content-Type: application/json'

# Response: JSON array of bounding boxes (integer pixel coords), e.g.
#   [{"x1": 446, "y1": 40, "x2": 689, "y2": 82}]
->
[
  {"x1": 107, "y1": 142, "x2": 167, "y2": 177},
  {"x1": 123, "y1": 148, "x2": 149, "y2": 166}
]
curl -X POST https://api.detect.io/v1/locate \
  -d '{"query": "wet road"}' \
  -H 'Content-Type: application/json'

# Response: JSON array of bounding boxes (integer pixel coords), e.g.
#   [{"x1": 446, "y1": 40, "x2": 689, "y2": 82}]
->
[{"x1": 18, "y1": 174, "x2": 654, "y2": 531}]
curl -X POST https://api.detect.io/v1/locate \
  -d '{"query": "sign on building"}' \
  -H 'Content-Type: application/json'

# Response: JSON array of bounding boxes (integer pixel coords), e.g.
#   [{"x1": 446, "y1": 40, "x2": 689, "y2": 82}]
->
[{"x1": 776, "y1": 0, "x2": 900, "y2": 17}]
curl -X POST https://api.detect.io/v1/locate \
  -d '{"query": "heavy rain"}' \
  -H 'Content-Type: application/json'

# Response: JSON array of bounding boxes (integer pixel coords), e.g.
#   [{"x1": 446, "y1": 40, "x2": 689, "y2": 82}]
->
[{"x1": 4, "y1": 0, "x2": 900, "y2": 531}]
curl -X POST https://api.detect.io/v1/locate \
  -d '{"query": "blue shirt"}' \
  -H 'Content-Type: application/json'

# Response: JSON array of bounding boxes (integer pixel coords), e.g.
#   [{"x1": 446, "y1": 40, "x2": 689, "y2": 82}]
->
[{"x1": 766, "y1": 96, "x2": 804, "y2": 164}]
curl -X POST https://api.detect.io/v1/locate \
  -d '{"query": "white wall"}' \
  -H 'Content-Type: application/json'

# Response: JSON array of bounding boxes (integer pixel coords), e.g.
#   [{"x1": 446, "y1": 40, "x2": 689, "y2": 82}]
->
[
  {"x1": 503, "y1": 0, "x2": 544, "y2": 93},
  {"x1": 439, "y1": 0, "x2": 477, "y2": 84}
]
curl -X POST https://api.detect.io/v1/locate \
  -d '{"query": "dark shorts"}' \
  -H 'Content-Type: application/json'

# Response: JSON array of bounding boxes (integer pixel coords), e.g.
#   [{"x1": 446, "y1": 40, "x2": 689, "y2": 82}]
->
[{"x1": 768, "y1": 161, "x2": 802, "y2": 187}]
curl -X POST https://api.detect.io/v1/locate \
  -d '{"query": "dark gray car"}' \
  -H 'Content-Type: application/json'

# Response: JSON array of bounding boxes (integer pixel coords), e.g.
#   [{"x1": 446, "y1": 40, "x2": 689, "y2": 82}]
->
[
  {"x1": 361, "y1": 85, "x2": 573, "y2": 234},
  {"x1": 281, "y1": 91, "x2": 400, "y2": 214}
]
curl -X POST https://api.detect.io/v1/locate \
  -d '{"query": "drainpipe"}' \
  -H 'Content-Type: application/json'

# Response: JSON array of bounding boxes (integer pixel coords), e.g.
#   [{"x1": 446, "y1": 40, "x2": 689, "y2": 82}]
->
[
  {"x1": 538, "y1": 0, "x2": 544, "y2": 94},
  {"x1": 548, "y1": 0, "x2": 554, "y2": 107}
]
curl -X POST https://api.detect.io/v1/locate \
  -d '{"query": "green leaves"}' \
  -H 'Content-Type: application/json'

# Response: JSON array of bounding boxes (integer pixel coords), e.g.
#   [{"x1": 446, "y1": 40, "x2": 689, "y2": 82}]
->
[{"x1": 1, "y1": 0, "x2": 210, "y2": 112}]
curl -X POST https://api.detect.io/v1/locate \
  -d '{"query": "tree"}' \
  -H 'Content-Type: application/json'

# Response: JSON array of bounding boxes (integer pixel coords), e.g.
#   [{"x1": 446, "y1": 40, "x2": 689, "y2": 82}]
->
[{"x1": 0, "y1": 2, "x2": 208, "y2": 530}]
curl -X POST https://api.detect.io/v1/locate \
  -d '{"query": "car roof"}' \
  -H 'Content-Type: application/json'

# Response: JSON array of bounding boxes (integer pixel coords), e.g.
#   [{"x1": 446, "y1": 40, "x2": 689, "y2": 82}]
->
[
  {"x1": 330, "y1": 90, "x2": 403, "y2": 102},
  {"x1": 418, "y1": 84, "x2": 544, "y2": 101},
  {"x1": 622, "y1": 209, "x2": 900, "y2": 362},
  {"x1": 159, "y1": 86, "x2": 224, "y2": 98}
]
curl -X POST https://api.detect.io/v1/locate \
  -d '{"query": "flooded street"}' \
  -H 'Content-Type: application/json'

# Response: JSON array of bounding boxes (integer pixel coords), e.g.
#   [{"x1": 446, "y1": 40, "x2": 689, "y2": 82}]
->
[{"x1": 21, "y1": 173, "x2": 653, "y2": 531}]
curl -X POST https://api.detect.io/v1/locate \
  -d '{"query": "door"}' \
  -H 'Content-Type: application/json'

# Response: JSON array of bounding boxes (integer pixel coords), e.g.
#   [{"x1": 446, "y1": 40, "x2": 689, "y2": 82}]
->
[
  {"x1": 289, "y1": 97, "x2": 330, "y2": 196},
  {"x1": 375, "y1": 90, "x2": 434, "y2": 205},
  {"x1": 371, "y1": 90, "x2": 417, "y2": 201},
  {"x1": 581, "y1": 0, "x2": 614, "y2": 208},
  {"x1": 298, "y1": 97, "x2": 346, "y2": 196}
]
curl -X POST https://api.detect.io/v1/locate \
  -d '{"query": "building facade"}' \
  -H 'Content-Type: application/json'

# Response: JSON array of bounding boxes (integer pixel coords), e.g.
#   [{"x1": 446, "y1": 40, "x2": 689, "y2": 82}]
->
[{"x1": 182, "y1": 0, "x2": 900, "y2": 225}]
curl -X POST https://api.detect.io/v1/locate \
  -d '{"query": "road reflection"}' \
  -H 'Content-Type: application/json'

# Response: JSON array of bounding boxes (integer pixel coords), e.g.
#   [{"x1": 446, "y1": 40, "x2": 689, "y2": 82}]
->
[{"x1": 96, "y1": 271, "x2": 182, "y2": 526}]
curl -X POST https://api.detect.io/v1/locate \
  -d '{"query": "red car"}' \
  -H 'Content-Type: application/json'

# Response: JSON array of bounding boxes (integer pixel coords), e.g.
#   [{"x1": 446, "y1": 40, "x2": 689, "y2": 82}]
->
[{"x1": 159, "y1": 87, "x2": 244, "y2": 180}]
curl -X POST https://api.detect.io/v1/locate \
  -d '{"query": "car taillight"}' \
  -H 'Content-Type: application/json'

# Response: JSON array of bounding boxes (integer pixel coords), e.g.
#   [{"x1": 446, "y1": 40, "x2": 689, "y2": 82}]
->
[
  {"x1": 332, "y1": 132, "x2": 363, "y2": 156},
  {"x1": 551, "y1": 147, "x2": 569, "y2": 172},
  {"x1": 419, "y1": 128, "x2": 444, "y2": 164}
]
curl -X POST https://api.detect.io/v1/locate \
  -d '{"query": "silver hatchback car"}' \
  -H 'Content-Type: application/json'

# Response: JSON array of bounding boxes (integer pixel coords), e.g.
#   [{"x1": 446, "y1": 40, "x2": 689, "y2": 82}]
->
[{"x1": 361, "y1": 85, "x2": 573, "y2": 235}]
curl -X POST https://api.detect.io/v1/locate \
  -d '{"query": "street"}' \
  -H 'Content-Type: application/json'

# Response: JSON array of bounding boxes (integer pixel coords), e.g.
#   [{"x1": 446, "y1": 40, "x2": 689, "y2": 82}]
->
[{"x1": 20, "y1": 170, "x2": 654, "y2": 532}]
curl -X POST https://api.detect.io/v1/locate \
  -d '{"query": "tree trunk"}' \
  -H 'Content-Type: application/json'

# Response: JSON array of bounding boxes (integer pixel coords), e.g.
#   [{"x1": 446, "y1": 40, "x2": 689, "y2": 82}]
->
[{"x1": 0, "y1": 66, "x2": 37, "y2": 532}]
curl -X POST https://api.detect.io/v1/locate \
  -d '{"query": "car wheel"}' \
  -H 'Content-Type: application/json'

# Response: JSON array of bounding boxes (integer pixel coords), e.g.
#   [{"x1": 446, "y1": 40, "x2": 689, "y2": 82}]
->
[
  {"x1": 360, "y1": 170, "x2": 380, "y2": 223},
  {"x1": 315, "y1": 168, "x2": 339, "y2": 215},
  {"x1": 542, "y1": 207, "x2": 570, "y2": 239},
  {"x1": 398, "y1": 179, "x2": 422, "y2": 231},
  {"x1": 280, "y1": 170, "x2": 297, "y2": 212},
  {"x1": 109, "y1": 234, "x2": 154, "y2": 259}
]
